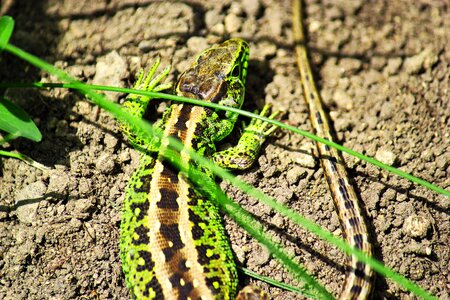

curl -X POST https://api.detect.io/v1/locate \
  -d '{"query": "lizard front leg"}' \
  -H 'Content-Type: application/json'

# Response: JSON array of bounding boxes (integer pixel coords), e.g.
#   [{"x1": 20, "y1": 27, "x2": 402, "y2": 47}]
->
[
  {"x1": 119, "y1": 58, "x2": 172, "y2": 151},
  {"x1": 213, "y1": 104, "x2": 279, "y2": 170}
]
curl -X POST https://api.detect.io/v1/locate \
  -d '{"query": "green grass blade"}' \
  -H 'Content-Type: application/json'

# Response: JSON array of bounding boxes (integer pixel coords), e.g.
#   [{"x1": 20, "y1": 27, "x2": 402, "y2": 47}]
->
[
  {"x1": 0, "y1": 16, "x2": 14, "y2": 50},
  {"x1": 4, "y1": 81, "x2": 446, "y2": 198},
  {"x1": 238, "y1": 267, "x2": 319, "y2": 298},
  {"x1": 0, "y1": 149, "x2": 49, "y2": 170},
  {"x1": 0, "y1": 97, "x2": 42, "y2": 142}
]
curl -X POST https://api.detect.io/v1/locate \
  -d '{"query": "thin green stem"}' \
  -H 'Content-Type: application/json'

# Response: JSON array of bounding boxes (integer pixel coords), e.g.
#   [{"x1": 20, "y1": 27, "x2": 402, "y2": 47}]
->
[{"x1": 0, "y1": 150, "x2": 49, "y2": 170}]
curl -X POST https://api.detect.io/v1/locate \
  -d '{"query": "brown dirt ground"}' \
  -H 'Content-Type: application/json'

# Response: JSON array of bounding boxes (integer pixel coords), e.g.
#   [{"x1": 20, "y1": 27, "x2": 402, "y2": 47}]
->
[{"x1": 0, "y1": 0, "x2": 448, "y2": 299}]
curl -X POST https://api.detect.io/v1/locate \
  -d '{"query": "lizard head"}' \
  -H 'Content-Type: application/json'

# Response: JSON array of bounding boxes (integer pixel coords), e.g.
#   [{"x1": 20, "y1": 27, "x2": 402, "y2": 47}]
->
[{"x1": 176, "y1": 38, "x2": 250, "y2": 114}]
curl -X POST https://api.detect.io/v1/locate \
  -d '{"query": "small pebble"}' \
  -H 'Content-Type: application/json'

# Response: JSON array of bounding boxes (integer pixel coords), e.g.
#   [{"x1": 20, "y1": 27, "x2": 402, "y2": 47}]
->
[
  {"x1": 242, "y1": 0, "x2": 261, "y2": 17},
  {"x1": 138, "y1": 40, "x2": 153, "y2": 53},
  {"x1": 74, "y1": 198, "x2": 95, "y2": 215},
  {"x1": 118, "y1": 149, "x2": 131, "y2": 163},
  {"x1": 370, "y1": 56, "x2": 387, "y2": 70},
  {"x1": 333, "y1": 89, "x2": 353, "y2": 110},
  {"x1": 95, "y1": 153, "x2": 116, "y2": 174},
  {"x1": 363, "y1": 69, "x2": 382, "y2": 86},
  {"x1": 257, "y1": 41, "x2": 277, "y2": 58},
  {"x1": 15, "y1": 181, "x2": 47, "y2": 224},
  {"x1": 205, "y1": 10, "x2": 223, "y2": 28},
  {"x1": 78, "y1": 178, "x2": 92, "y2": 197},
  {"x1": 92, "y1": 51, "x2": 128, "y2": 101},
  {"x1": 403, "y1": 214, "x2": 431, "y2": 238},
  {"x1": 325, "y1": 6, "x2": 343, "y2": 20},
  {"x1": 266, "y1": 7, "x2": 283, "y2": 36},
  {"x1": 384, "y1": 57, "x2": 403, "y2": 75},
  {"x1": 405, "y1": 240, "x2": 433, "y2": 256},
  {"x1": 379, "y1": 101, "x2": 395, "y2": 120},
  {"x1": 338, "y1": 58, "x2": 362, "y2": 75},
  {"x1": 47, "y1": 170, "x2": 70, "y2": 195},
  {"x1": 286, "y1": 166, "x2": 307, "y2": 185},
  {"x1": 103, "y1": 133, "x2": 118, "y2": 150},
  {"x1": 404, "y1": 47, "x2": 438, "y2": 74},
  {"x1": 247, "y1": 244, "x2": 271, "y2": 267},
  {"x1": 186, "y1": 37, "x2": 209, "y2": 54},
  {"x1": 290, "y1": 144, "x2": 316, "y2": 169},
  {"x1": 231, "y1": 243, "x2": 245, "y2": 265},
  {"x1": 69, "y1": 218, "x2": 82, "y2": 231},
  {"x1": 224, "y1": 14, "x2": 242, "y2": 33},
  {"x1": 272, "y1": 214, "x2": 285, "y2": 227},
  {"x1": 273, "y1": 187, "x2": 294, "y2": 205},
  {"x1": 375, "y1": 148, "x2": 397, "y2": 166}
]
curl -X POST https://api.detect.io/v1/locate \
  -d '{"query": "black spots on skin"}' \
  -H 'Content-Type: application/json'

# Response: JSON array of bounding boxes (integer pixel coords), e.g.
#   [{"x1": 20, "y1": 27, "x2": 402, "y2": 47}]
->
[
  {"x1": 189, "y1": 209, "x2": 205, "y2": 241},
  {"x1": 179, "y1": 258, "x2": 190, "y2": 272},
  {"x1": 160, "y1": 160, "x2": 179, "y2": 185},
  {"x1": 202, "y1": 266, "x2": 211, "y2": 275},
  {"x1": 353, "y1": 234, "x2": 364, "y2": 249},
  {"x1": 191, "y1": 116, "x2": 211, "y2": 151},
  {"x1": 350, "y1": 284, "x2": 362, "y2": 294},
  {"x1": 205, "y1": 275, "x2": 222, "y2": 292},
  {"x1": 329, "y1": 156, "x2": 338, "y2": 172},
  {"x1": 187, "y1": 188, "x2": 199, "y2": 206},
  {"x1": 133, "y1": 225, "x2": 150, "y2": 245},
  {"x1": 136, "y1": 250, "x2": 155, "y2": 272},
  {"x1": 130, "y1": 200, "x2": 150, "y2": 222},
  {"x1": 157, "y1": 188, "x2": 180, "y2": 211},
  {"x1": 173, "y1": 105, "x2": 191, "y2": 133},
  {"x1": 162, "y1": 247, "x2": 179, "y2": 263},
  {"x1": 133, "y1": 173, "x2": 152, "y2": 193},
  {"x1": 348, "y1": 217, "x2": 358, "y2": 228},
  {"x1": 310, "y1": 92, "x2": 315, "y2": 101},
  {"x1": 197, "y1": 245, "x2": 220, "y2": 267},
  {"x1": 324, "y1": 145, "x2": 330, "y2": 151},
  {"x1": 159, "y1": 223, "x2": 183, "y2": 244},
  {"x1": 344, "y1": 200, "x2": 355, "y2": 210},
  {"x1": 143, "y1": 276, "x2": 163, "y2": 298},
  {"x1": 160, "y1": 223, "x2": 185, "y2": 261},
  {"x1": 338, "y1": 178, "x2": 353, "y2": 209},
  {"x1": 354, "y1": 262, "x2": 367, "y2": 279},
  {"x1": 238, "y1": 149, "x2": 255, "y2": 159},
  {"x1": 196, "y1": 245, "x2": 211, "y2": 266},
  {"x1": 169, "y1": 273, "x2": 194, "y2": 296},
  {"x1": 338, "y1": 178, "x2": 346, "y2": 192}
]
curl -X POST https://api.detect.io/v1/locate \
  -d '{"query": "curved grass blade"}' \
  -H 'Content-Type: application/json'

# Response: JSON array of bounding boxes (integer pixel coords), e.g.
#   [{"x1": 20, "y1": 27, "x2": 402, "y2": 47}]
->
[
  {"x1": 0, "y1": 149, "x2": 49, "y2": 170},
  {"x1": 6, "y1": 81, "x2": 446, "y2": 198},
  {"x1": 0, "y1": 97, "x2": 42, "y2": 142}
]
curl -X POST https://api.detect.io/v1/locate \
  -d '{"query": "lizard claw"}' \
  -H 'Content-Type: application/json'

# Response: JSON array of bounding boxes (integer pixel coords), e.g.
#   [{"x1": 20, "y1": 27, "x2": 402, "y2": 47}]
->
[
  {"x1": 245, "y1": 104, "x2": 280, "y2": 137},
  {"x1": 134, "y1": 58, "x2": 172, "y2": 93}
]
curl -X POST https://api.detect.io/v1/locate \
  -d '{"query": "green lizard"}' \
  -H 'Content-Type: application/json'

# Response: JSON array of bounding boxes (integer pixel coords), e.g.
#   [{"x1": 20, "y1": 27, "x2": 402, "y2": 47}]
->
[{"x1": 119, "y1": 38, "x2": 277, "y2": 299}]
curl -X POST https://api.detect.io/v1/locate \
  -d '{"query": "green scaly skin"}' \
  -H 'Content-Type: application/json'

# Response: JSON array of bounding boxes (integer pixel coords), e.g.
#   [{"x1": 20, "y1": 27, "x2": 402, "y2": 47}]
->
[{"x1": 119, "y1": 39, "x2": 277, "y2": 299}]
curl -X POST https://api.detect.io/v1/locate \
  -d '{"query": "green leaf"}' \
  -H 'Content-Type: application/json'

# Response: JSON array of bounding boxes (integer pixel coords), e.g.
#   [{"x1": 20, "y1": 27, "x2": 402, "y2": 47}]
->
[
  {"x1": 0, "y1": 97, "x2": 42, "y2": 142},
  {"x1": 0, "y1": 16, "x2": 14, "y2": 50}
]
